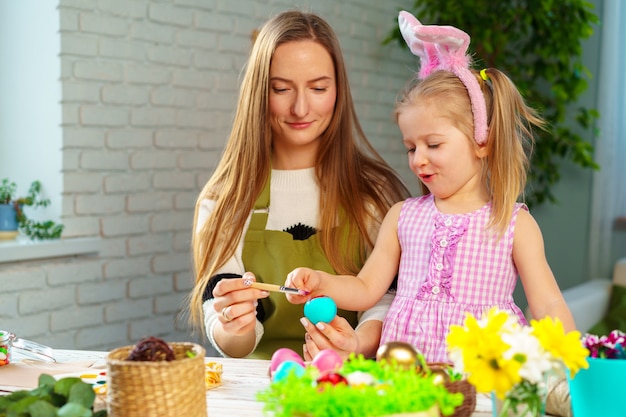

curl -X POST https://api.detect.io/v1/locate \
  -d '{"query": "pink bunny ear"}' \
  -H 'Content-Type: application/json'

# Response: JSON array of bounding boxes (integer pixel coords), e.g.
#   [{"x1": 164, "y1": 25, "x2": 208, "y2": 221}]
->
[
  {"x1": 398, "y1": 11, "x2": 439, "y2": 79},
  {"x1": 414, "y1": 25, "x2": 470, "y2": 73},
  {"x1": 397, "y1": 11, "x2": 488, "y2": 145}
]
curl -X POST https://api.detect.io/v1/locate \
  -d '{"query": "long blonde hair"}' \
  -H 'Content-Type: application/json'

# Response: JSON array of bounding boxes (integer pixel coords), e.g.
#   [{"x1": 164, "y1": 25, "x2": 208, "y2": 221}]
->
[
  {"x1": 189, "y1": 10, "x2": 409, "y2": 330},
  {"x1": 395, "y1": 69, "x2": 546, "y2": 235}
]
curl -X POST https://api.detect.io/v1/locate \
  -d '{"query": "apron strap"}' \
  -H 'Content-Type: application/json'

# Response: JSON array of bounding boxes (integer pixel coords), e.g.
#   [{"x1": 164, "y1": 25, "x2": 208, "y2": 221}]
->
[{"x1": 249, "y1": 175, "x2": 271, "y2": 231}]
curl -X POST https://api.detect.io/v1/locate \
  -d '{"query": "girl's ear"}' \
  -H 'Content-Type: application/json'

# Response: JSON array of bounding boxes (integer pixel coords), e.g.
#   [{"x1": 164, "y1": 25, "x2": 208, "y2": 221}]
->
[{"x1": 475, "y1": 143, "x2": 488, "y2": 159}]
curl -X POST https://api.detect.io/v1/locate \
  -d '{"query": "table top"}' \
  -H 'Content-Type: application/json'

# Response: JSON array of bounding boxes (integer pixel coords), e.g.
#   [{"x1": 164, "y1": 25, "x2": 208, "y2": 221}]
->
[{"x1": 4, "y1": 350, "x2": 495, "y2": 417}]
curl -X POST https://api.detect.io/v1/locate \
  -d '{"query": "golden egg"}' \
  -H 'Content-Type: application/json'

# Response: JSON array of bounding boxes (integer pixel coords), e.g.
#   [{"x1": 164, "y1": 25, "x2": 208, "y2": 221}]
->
[
  {"x1": 430, "y1": 368, "x2": 450, "y2": 385},
  {"x1": 375, "y1": 341, "x2": 421, "y2": 370}
]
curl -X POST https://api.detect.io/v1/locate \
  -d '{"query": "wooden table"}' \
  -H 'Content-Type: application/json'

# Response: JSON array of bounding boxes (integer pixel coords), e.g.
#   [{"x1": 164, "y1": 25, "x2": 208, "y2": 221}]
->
[{"x1": 5, "y1": 350, "x2": 494, "y2": 416}]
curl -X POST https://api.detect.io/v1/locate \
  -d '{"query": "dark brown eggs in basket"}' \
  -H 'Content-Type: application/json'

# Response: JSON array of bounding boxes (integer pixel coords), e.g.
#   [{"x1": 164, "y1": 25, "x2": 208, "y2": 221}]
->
[{"x1": 126, "y1": 336, "x2": 175, "y2": 361}]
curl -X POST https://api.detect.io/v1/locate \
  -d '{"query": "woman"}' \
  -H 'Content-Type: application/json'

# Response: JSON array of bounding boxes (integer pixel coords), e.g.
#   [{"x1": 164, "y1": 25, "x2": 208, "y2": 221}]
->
[{"x1": 189, "y1": 10, "x2": 409, "y2": 359}]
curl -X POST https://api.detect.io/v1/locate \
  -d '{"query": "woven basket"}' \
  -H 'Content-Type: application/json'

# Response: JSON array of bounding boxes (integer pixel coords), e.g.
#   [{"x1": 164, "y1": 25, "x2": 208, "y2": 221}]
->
[
  {"x1": 107, "y1": 342, "x2": 207, "y2": 417},
  {"x1": 427, "y1": 363, "x2": 476, "y2": 417}
]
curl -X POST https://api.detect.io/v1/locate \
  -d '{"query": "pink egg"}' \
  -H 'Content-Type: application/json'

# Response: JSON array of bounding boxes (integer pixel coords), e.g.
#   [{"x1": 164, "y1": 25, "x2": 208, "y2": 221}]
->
[
  {"x1": 270, "y1": 348, "x2": 305, "y2": 373},
  {"x1": 311, "y1": 349, "x2": 343, "y2": 372}
]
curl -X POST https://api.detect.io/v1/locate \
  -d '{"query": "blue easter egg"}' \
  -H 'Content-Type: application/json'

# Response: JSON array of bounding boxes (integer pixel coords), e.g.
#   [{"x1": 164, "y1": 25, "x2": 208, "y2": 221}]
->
[
  {"x1": 304, "y1": 296, "x2": 337, "y2": 324},
  {"x1": 272, "y1": 360, "x2": 305, "y2": 382}
]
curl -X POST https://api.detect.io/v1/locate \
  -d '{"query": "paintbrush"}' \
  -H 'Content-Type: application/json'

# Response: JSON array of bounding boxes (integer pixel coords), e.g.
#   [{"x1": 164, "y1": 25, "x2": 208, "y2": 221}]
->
[{"x1": 250, "y1": 282, "x2": 308, "y2": 295}]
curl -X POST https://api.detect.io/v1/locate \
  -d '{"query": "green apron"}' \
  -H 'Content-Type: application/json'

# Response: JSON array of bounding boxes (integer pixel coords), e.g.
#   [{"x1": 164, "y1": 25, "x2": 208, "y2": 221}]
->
[{"x1": 242, "y1": 177, "x2": 358, "y2": 359}]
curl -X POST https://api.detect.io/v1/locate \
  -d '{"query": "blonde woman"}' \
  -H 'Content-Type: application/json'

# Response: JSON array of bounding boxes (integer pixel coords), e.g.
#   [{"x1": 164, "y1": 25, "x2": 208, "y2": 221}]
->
[{"x1": 189, "y1": 10, "x2": 409, "y2": 359}]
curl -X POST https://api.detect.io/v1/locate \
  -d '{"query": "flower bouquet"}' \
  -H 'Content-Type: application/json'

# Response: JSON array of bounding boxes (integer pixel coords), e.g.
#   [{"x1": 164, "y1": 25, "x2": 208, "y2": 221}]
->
[
  {"x1": 568, "y1": 330, "x2": 626, "y2": 417},
  {"x1": 446, "y1": 308, "x2": 589, "y2": 417}
]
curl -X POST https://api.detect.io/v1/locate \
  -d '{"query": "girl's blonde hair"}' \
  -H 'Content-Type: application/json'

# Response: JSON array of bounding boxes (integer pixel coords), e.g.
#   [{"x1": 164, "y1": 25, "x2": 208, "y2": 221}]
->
[
  {"x1": 395, "y1": 69, "x2": 546, "y2": 235},
  {"x1": 189, "y1": 10, "x2": 409, "y2": 331}
]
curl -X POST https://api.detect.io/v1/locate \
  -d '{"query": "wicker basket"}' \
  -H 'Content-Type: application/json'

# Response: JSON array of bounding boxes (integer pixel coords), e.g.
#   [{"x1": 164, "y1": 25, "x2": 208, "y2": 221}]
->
[
  {"x1": 106, "y1": 342, "x2": 207, "y2": 417},
  {"x1": 427, "y1": 363, "x2": 476, "y2": 417}
]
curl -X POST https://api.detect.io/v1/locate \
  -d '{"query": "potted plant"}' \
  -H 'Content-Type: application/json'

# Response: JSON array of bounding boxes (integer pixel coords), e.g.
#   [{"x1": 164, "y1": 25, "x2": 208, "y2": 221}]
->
[
  {"x1": 385, "y1": 0, "x2": 600, "y2": 206},
  {"x1": 0, "y1": 178, "x2": 64, "y2": 240},
  {"x1": 568, "y1": 330, "x2": 626, "y2": 417}
]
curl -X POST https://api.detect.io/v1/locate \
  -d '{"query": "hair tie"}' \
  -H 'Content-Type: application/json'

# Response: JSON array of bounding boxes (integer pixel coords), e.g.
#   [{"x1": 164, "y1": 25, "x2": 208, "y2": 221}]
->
[
  {"x1": 398, "y1": 11, "x2": 488, "y2": 145},
  {"x1": 480, "y1": 68, "x2": 489, "y2": 81}
]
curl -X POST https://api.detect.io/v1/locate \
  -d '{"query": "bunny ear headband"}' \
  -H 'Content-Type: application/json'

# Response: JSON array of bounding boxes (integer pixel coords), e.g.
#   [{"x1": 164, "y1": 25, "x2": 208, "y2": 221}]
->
[{"x1": 398, "y1": 11, "x2": 488, "y2": 145}]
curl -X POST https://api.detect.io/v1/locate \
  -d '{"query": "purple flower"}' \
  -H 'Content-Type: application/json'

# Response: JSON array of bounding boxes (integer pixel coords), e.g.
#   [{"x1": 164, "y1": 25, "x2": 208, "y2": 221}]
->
[{"x1": 581, "y1": 330, "x2": 626, "y2": 359}]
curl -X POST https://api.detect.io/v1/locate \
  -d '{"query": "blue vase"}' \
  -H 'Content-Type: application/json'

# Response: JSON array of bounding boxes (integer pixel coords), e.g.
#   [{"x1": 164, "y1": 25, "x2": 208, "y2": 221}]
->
[
  {"x1": 568, "y1": 357, "x2": 626, "y2": 417},
  {"x1": 0, "y1": 204, "x2": 18, "y2": 231}
]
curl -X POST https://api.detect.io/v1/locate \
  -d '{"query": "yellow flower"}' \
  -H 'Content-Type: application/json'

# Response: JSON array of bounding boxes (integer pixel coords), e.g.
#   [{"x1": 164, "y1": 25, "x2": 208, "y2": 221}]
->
[
  {"x1": 466, "y1": 355, "x2": 522, "y2": 398},
  {"x1": 530, "y1": 317, "x2": 590, "y2": 376},
  {"x1": 448, "y1": 309, "x2": 510, "y2": 358},
  {"x1": 447, "y1": 309, "x2": 520, "y2": 395}
]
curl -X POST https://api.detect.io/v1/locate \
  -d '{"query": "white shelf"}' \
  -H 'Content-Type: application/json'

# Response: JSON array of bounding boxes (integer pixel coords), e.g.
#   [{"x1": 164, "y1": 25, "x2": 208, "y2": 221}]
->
[{"x1": 0, "y1": 236, "x2": 101, "y2": 264}]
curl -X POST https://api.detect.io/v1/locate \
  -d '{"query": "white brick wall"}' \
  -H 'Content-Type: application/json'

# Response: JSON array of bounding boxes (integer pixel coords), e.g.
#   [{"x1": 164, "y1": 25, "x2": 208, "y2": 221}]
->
[{"x1": 0, "y1": 0, "x2": 417, "y2": 355}]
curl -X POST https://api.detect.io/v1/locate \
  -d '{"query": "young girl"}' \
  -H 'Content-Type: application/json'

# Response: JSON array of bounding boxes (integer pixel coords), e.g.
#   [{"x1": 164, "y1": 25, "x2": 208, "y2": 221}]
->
[{"x1": 285, "y1": 11, "x2": 575, "y2": 363}]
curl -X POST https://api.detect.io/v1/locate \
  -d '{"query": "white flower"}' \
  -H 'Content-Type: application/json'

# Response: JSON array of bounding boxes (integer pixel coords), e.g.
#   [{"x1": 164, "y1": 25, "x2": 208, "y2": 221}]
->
[
  {"x1": 447, "y1": 349, "x2": 465, "y2": 375},
  {"x1": 501, "y1": 325, "x2": 552, "y2": 384}
]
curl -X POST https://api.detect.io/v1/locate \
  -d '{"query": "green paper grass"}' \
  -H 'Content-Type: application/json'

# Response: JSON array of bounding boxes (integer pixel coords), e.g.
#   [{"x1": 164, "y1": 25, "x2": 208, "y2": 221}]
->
[{"x1": 258, "y1": 354, "x2": 464, "y2": 417}]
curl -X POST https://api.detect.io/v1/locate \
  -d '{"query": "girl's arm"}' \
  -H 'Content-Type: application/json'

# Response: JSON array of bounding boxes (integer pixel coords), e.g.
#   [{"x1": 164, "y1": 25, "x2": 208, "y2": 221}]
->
[
  {"x1": 286, "y1": 202, "x2": 403, "y2": 311},
  {"x1": 513, "y1": 210, "x2": 576, "y2": 331}
]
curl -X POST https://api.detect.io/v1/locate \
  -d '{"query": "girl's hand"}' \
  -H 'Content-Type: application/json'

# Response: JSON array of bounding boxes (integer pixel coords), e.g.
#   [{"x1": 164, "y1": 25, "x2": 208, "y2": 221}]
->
[
  {"x1": 211, "y1": 272, "x2": 269, "y2": 336},
  {"x1": 300, "y1": 316, "x2": 358, "y2": 361},
  {"x1": 285, "y1": 267, "x2": 323, "y2": 304}
]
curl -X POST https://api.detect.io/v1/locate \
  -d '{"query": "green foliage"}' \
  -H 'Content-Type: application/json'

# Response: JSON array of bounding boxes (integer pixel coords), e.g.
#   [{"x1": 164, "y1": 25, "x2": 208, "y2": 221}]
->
[
  {"x1": 0, "y1": 178, "x2": 64, "y2": 239},
  {"x1": 0, "y1": 374, "x2": 105, "y2": 417},
  {"x1": 385, "y1": 0, "x2": 600, "y2": 206},
  {"x1": 258, "y1": 354, "x2": 464, "y2": 417}
]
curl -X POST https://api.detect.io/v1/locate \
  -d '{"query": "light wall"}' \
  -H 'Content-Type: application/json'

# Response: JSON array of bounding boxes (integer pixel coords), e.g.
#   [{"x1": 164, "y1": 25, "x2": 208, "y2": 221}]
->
[
  {"x1": 0, "y1": 0, "x2": 416, "y2": 352},
  {"x1": 0, "y1": 0, "x2": 607, "y2": 350}
]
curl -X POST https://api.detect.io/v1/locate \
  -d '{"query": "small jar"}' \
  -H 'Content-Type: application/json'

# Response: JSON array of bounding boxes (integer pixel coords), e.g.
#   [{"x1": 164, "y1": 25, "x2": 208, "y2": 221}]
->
[{"x1": 0, "y1": 330, "x2": 12, "y2": 366}]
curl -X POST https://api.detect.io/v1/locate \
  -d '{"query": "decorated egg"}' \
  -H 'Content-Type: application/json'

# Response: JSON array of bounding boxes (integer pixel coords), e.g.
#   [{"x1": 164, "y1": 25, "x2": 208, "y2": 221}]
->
[
  {"x1": 304, "y1": 296, "x2": 337, "y2": 324},
  {"x1": 272, "y1": 360, "x2": 305, "y2": 382},
  {"x1": 375, "y1": 341, "x2": 421, "y2": 371},
  {"x1": 311, "y1": 348, "x2": 343, "y2": 372},
  {"x1": 316, "y1": 370, "x2": 347, "y2": 387},
  {"x1": 345, "y1": 371, "x2": 376, "y2": 387},
  {"x1": 430, "y1": 369, "x2": 449, "y2": 385},
  {"x1": 270, "y1": 348, "x2": 305, "y2": 373}
]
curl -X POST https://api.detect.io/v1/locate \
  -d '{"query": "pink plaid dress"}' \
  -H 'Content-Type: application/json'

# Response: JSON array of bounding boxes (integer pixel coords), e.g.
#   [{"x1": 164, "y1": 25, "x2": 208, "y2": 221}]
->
[{"x1": 380, "y1": 194, "x2": 528, "y2": 363}]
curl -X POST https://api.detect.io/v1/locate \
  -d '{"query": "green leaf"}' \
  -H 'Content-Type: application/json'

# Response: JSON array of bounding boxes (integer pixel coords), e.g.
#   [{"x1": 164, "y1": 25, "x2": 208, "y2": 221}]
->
[
  {"x1": 67, "y1": 381, "x2": 96, "y2": 409},
  {"x1": 38, "y1": 375, "x2": 57, "y2": 389},
  {"x1": 29, "y1": 375, "x2": 56, "y2": 399},
  {"x1": 0, "y1": 375, "x2": 100, "y2": 417},
  {"x1": 3, "y1": 390, "x2": 31, "y2": 403},
  {"x1": 7, "y1": 395, "x2": 39, "y2": 414},
  {"x1": 0, "y1": 396, "x2": 11, "y2": 412},
  {"x1": 27, "y1": 399, "x2": 58, "y2": 417},
  {"x1": 54, "y1": 377, "x2": 83, "y2": 399},
  {"x1": 57, "y1": 403, "x2": 92, "y2": 417}
]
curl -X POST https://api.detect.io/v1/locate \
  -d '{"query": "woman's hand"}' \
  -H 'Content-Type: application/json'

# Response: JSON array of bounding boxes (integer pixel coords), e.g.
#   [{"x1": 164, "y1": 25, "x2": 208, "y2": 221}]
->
[
  {"x1": 300, "y1": 315, "x2": 384, "y2": 360},
  {"x1": 300, "y1": 316, "x2": 359, "y2": 361},
  {"x1": 212, "y1": 272, "x2": 269, "y2": 337}
]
